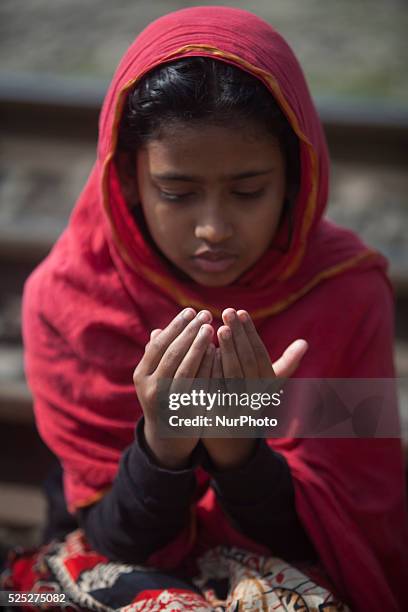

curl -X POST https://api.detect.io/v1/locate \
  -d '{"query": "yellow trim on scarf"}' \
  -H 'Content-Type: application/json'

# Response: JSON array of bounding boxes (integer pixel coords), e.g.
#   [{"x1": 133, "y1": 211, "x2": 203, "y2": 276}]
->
[
  {"x1": 251, "y1": 249, "x2": 377, "y2": 319},
  {"x1": 72, "y1": 485, "x2": 113, "y2": 512}
]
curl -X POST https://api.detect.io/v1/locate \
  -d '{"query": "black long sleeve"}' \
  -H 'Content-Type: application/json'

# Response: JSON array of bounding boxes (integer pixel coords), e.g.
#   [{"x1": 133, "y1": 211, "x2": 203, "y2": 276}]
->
[
  {"x1": 76, "y1": 417, "x2": 201, "y2": 563},
  {"x1": 77, "y1": 418, "x2": 317, "y2": 565},
  {"x1": 202, "y1": 438, "x2": 319, "y2": 563}
]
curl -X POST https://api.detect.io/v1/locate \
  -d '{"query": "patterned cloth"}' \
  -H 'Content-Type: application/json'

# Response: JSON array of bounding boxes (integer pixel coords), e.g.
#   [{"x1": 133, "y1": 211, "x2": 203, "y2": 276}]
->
[{"x1": 1, "y1": 529, "x2": 350, "y2": 611}]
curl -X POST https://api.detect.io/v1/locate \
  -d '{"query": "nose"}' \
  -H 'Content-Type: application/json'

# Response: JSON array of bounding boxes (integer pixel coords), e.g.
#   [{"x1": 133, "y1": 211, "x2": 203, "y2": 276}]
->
[{"x1": 194, "y1": 205, "x2": 233, "y2": 244}]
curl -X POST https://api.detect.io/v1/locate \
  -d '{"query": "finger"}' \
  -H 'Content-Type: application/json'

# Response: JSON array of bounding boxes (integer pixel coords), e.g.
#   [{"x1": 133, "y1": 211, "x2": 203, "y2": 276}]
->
[
  {"x1": 217, "y1": 325, "x2": 243, "y2": 378},
  {"x1": 211, "y1": 347, "x2": 223, "y2": 379},
  {"x1": 144, "y1": 329, "x2": 162, "y2": 355},
  {"x1": 151, "y1": 328, "x2": 162, "y2": 340},
  {"x1": 173, "y1": 324, "x2": 214, "y2": 380},
  {"x1": 210, "y1": 347, "x2": 225, "y2": 395},
  {"x1": 142, "y1": 308, "x2": 205, "y2": 375},
  {"x1": 155, "y1": 313, "x2": 212, "y2": 379},
  {"x1": 142, "y1": 309, "x2": 195, "y2": 371},
  {"x1": 272, "y1": 339, "x2": 308, "y2": 378},
  {"x1": 222, "y1": 308, "x2": 258, "y2": 377},
  {"x1": 196, "y1": 343, "x2": 215, "y2": 379},
  {"x1": 144, "y1": 328, "x2": 162, "y2": 352},
  {"x1": 196, "y1": 343, "x2": 215, "y2": 395},
  {"x1": 236, "y1": 310, "x2": 274, "y2": 377}
]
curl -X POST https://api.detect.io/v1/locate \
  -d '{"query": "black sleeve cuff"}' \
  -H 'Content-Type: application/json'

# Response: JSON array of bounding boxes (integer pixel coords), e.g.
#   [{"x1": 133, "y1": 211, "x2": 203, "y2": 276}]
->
[
  {"x1": 121, "y1": 416, "x2": 201, "y2": 508},
  {"x1": 202, "y1": 437, "x2": 294, "y2": 508},
  {"x1": 76, "y1": 416, "x2": 201, "y2": 563},
  {"x1": 200, "y1": 438, "x2": 318, "y2": 562}
]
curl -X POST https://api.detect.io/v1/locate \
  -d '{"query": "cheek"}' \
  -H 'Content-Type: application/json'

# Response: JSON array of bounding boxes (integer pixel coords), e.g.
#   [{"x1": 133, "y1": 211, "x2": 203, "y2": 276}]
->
[
  {"x1": 244, "y1": 210, "x2": 283, "y2": 262},
  {"x1": 145, "y1": 204, "x2": 190, "y2": 246},
  {"x1": 242, "y1": 199, "x2": 283, "y2": 244}
]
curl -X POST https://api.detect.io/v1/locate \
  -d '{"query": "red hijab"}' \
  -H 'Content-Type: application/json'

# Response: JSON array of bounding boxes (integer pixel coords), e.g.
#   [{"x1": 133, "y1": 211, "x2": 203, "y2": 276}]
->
[{"x1": 22, "y1": 6, "x2": 408, "y2": 610}]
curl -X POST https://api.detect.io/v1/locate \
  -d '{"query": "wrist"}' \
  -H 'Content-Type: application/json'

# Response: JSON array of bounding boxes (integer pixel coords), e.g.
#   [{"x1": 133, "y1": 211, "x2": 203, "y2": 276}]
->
[
  {"x1": 204, "y1": 438, "x2": 257, "y2": 471},
  {"x1": 143, "y1": 421, "x2": 191, "y2": 470}
]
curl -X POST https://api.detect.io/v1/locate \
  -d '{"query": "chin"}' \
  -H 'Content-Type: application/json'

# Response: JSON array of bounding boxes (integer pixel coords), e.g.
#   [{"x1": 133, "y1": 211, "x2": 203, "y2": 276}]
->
[
  {"x1": 171, "y1": 258, "x2": 247, "y2": 287},
  {"x1": 188, "y1": 269, "x2": 241, "y2": 287}
]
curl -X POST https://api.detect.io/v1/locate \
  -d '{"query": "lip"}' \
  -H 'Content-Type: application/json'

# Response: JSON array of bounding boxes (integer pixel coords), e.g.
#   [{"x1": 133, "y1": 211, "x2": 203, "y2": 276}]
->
[{"x1": 192, "y1": 251, "x2": 237, "y2": 273}]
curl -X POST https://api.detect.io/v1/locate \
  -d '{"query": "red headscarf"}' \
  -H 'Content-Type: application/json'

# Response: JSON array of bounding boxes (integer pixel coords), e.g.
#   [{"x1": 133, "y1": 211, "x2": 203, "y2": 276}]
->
[{"x1": 22, "y1": 6, "x2": 408, "y2": 610}]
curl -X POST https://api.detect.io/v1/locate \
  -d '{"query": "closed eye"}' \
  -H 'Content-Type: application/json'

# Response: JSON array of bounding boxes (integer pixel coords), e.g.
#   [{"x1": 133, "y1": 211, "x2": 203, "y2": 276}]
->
[
  {"x1": 233, "y1": 188, "x2": 265, "y2": 198},
  {"x1": 160, "y1": 191, "x2": 193, "y2": 201},
  {"x1": 159, "y1": 188, "x2": 265, "y2": 201}
]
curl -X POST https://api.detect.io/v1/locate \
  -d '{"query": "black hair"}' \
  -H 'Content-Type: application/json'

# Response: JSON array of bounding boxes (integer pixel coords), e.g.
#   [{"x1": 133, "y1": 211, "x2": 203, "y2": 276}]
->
[{"x1": 117, "y1": 57, "x2": 300, "y2": 250}]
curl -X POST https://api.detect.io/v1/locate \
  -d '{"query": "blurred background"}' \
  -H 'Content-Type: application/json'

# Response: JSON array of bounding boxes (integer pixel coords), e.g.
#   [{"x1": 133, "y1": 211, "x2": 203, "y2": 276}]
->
[{"x1": 0, "y1": 0, "x2": 407, "y2": 559}]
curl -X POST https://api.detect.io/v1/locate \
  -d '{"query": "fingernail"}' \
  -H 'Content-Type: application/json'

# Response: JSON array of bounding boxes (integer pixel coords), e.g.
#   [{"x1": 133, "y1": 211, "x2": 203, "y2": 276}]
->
[
  {"x1": 182, "y1": 308, "x2": 195, "y2": 321},
  {"x1": 219, "y1": 327, "x2": 231, "y2": 340},
  {"x1": 221, "y1": 309, "x2": 235, "y2": 325},
  {"x1": 237, "y1": 310, "x2": 249, "y2": 322},
  {"x1": 226, "y1": 310, "x2": 235, "y2": 323},
  {"x1": 296, "y1": 339, "x2": 308, "y2": 352},
  {"x1": 200, "y1": 324, "x2": 211, "y2": 336},
  {"x1": 198, "y1": 310, "x2": 211, "y2": 322},
  {"x1": 288, "y1": 339, "x2": 308, "y2": 353}
]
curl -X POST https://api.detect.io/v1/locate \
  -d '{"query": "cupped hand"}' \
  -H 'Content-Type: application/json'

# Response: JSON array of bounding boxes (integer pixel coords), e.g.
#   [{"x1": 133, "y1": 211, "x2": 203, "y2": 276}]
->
[
  {"x1": 134, "y1": 307, "x2": 308, "y2": 471},
  {"x1": 201, "y1": 308, "x2": 308, "y2": 470},
  {"x1": 217, "y1": 308, "x2": 308, "y2": 379},
  {"x1": 133, "y1": 307, "x2": 214, "y2": 469}
]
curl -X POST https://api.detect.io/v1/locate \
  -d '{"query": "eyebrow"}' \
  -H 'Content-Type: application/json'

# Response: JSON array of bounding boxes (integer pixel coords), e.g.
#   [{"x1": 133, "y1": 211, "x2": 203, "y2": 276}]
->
[{"x1": 151, "y1": 169, "x2": 275, "y2": 182}]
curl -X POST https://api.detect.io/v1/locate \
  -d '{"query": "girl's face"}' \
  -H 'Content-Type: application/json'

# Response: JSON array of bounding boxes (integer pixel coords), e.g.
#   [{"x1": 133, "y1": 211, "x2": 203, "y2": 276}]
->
[{"x1": 121, "y1": 122, "x2": 286, "y2": 286}]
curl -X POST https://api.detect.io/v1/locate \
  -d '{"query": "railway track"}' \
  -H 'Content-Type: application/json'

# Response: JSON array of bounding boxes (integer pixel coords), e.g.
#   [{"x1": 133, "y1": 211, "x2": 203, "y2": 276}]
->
[{"x1": 1, "y1": 73, "x2": 408, "y2": 543}]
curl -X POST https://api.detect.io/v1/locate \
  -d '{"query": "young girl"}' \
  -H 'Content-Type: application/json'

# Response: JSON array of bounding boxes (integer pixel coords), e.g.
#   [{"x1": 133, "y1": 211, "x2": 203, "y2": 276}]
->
[{"x1": 2, "y1": 6, "x2": 407, "y2": 611}]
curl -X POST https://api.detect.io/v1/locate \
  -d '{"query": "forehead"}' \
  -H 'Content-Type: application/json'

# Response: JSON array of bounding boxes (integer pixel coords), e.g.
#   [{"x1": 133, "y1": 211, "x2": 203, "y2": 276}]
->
[{"x1": 139, "y1": 123, "x2": 284, "y2": 178}]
